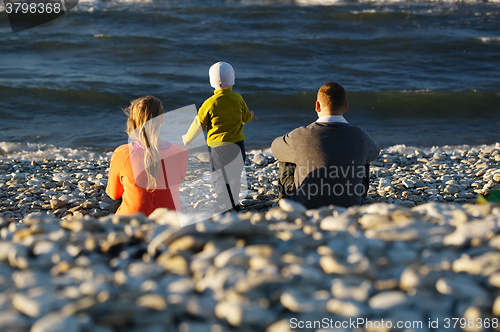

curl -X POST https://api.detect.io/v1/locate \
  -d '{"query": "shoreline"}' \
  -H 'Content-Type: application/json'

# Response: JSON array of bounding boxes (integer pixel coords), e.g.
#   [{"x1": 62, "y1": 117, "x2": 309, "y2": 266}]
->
[{"x1": 1, "y1": 143, "x2": 500, "y2": 222}]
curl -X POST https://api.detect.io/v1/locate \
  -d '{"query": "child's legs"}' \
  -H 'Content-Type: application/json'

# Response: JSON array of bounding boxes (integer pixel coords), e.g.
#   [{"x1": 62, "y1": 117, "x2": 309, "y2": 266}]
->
[
  {"x1": 226, "y1": 141, "x2": 245, "y2": 203},
  {"x1": 210, "y1": 141, "x2": 245, "y2": 208}
]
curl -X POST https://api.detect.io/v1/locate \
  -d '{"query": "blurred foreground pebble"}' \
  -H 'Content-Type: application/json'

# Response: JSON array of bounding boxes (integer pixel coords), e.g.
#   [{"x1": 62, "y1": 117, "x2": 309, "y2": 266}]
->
[{"x1": 0, "y1": 200, "x2": 496, "y2": 331}]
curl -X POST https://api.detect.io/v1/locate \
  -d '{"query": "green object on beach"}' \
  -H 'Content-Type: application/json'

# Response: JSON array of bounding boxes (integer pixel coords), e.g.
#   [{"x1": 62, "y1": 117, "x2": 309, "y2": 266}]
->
[{"x1": 477, "y1": 190, "x2": 500, "y2": 204}]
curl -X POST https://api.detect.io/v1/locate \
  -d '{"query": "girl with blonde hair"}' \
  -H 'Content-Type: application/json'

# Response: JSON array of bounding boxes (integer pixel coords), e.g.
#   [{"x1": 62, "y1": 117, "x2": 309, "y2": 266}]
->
[{"x1": 107, "y1": 96, "x2": 188, "y2": 216}]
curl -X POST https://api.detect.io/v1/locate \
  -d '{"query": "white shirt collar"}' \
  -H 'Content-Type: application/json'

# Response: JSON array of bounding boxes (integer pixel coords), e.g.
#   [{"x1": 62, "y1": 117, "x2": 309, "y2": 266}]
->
[{"x1": 316, "y1": 115, "x2": 348, "y2": 124}]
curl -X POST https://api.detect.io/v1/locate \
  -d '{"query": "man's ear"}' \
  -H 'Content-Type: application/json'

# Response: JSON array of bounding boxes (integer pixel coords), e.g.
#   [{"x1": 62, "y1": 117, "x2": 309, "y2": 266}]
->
[
  {"x1": 315, "y1": 101, "x2": 321, "y2": 113},
  {"x1": 343, "y1": 102, "x2": 349, "y2": 113}
]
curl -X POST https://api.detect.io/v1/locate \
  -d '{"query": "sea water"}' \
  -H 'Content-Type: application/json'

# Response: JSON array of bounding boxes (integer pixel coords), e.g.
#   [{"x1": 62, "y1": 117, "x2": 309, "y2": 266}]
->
[{"x1": 0, "y1": 0, "x2": 499, "y2": 157}]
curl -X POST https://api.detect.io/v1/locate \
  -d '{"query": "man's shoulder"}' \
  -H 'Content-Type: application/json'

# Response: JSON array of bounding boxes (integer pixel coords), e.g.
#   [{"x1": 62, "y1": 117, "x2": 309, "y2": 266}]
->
[
  {"x1": 292, "y1": 123, "x2": 310, "y2": 131},
  {"x1": 280, "y1": 124, "x2": 310, "y2": 140},
  {"x1": 299, "y1": 121, "x2": 357, "y2": 133},
  {"x1": 272, "y1": 125, "x2": 308, "y2": 149},
  {"x1": 312, "y1": 121, "x2": 358, "y2": 129},
  {"x1": 274, "y1": 122, "x2": 372, "y2": 145},
  {"x1": 312, "y1": 122, "x2": 370, "y2": 135},
  {"x1": 283, "y1": 122, "x2": 342, "y2": 139}
]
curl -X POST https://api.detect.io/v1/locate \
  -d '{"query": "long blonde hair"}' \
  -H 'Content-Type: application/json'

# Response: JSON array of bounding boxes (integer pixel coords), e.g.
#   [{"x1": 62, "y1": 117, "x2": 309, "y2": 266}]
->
[{"x1": 124, "y1": 96, "x2": 164, "y2": 191}]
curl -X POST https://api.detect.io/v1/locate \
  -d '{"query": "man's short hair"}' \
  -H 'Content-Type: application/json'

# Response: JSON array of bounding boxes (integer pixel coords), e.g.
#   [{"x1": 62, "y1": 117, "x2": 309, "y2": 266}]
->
[{"x1": 318, "y1": 82, "x2": 347, "y2": 113}]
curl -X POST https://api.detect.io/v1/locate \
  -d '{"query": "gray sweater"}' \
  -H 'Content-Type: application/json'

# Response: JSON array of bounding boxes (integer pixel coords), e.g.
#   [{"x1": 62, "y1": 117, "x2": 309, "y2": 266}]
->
[{"x1": 271, "y1": 122, "x2": 380, "y2": 209}]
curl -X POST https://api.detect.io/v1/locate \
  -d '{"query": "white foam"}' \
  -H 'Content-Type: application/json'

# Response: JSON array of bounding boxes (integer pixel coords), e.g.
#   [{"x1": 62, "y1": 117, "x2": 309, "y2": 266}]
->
[
  {"x1": 351, "y1": 9, "x2": 378, "y2": 13},
  {"x1": 4, "y1": 141, "x2": 497, "y2": 161},
  {"x1": 476, "y1": 36, "x2": 500, "y2": 43},
  {"x1": 251, "y1": 143, "x2": 500, "y2": 158},
  {"x1": 295, "y1": 0, "x2": 344, "y2": 5},
  {"x1": 385, "y1": 142, "x2": 500, "y2": 155},
  {"x1": 74, "y1": 0, "x2": 152, "y2": 13},
  {"x1": 248, "y1": 148, "x2": 273, "y2": 157},
  {"x1": 0, "y1": 0, "x2": 147, "y2": 13},
  {"x1": 0, "y1": 142, "x2": 111, "y2": 161}
]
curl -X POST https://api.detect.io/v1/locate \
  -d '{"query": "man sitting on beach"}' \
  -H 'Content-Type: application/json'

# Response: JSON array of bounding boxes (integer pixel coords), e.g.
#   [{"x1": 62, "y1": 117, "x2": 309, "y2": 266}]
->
[{"x1": 271, "y1": 81, "x2": 380, "y2": 209}]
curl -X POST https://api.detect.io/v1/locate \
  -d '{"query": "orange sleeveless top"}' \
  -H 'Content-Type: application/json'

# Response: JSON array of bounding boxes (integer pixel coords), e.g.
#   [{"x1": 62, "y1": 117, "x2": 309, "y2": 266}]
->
[{"x1": 106, "y1": 142, "x2": 188, "y2": 216}]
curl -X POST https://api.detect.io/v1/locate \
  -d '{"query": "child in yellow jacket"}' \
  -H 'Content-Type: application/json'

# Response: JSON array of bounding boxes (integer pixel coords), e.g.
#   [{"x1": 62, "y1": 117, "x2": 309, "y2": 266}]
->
[{"x1": 182, "y1": 61, "x2": 257, "y2": 213}]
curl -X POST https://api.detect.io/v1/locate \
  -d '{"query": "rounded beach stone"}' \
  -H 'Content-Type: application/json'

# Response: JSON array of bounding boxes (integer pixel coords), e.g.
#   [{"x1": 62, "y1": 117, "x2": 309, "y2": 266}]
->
[
  {"x1": 368, "y1": 291, "x2": 408, "y2": 310},
  {"x1": 197, "y1": 152, "x2": 210, "y2": 162},
  {"x1": 326, "y1": 298, "x2": 365, "y2": 317},
  {"x1": 136, "y1": 294, "x2": 167, "y2": 311},
  {"x1": 330, "y1": 278, "x2": 371, "y2": 302},
  {"x1": 279, "y1": 292, "x2": 315, "y2": 313},
  {"x1": 31, "y1": 312, "x2": 80, "y2": 332},
  {"x1": 319, "y1": 215, "x2": 354, "y2": 231},
  {"x1": 493, "y1": 296, "x2": 500, "y2": 316},
  {"x1": 278, "y1": 199, "x2": 306, "y2": 214},
  {"x1": 77, "y1": 181, "x2": 90, "y2": 190},
  {"x1": 0, "y1": 310, "x2": 30, "y2": 330},
  {"x1": 50, "y1": 199, "x2": 65, "y2": 210},
  {"x1": 52, "y1": 173, "x2": 70, "y2": 182},
  {"x1": 265, "y1": 319, "x2": 292, "y2": 332},
  {"x1": 12, "y1": 290, "x2": 55, "y2": 318},
  {"x1": 252, "y1": 154, "x2": 267, "y2": 167}
]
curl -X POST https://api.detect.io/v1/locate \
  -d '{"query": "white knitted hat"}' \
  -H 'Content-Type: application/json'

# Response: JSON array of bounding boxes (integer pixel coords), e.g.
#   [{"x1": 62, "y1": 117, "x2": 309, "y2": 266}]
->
[{"x1": 209, "y1": 61, "x2": 235, "y2": 89}]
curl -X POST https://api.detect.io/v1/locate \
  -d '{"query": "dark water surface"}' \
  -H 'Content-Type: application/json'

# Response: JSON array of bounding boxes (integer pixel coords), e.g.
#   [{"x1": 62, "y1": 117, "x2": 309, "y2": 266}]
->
[{"x1": 0, "y1": 0, "x2": 499, "y2": 153}]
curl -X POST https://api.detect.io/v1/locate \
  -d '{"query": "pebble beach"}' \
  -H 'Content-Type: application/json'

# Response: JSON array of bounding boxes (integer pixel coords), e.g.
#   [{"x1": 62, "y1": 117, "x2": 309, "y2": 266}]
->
[{"x1": 0, "y1": 143, "x2": 500, "y2": 331}]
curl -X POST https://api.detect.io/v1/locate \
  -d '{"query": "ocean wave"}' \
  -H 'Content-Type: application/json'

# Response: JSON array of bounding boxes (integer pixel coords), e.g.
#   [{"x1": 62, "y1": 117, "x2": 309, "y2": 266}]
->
[
  {"x1": 1, "y1": 0, "x2": 495, "y2": 13},
  {"x1": 295, "y1": 0, "x2": 344, "y2": 5},
  {"x1": 385, "y1": 142, "x2": 500, "y2": 155},
  {"x1": 251, "y1": 143, "x2": 500, "y2": 156},
  {"x1": 0, "y1": 85, "x2": 128, "y2": 107},
  {"x1": 244, "y1": 89, "x2": 500, "y2": 119},
  {"x1": 0, "y1": 142, "x2": 112, "y2": 161},
  {"x1": 350, "y1": 9, "x2": 378, "y2": 13},
  {"x1": 3, "y1": 140, "x2": 499, "y2": 162},
  {"x1": 476, "y1": 36, "x2": 500, "y2": 43},
  {"x1": 68, "y1": 0, "x2": 500, "y2": 9},
  {"x1": 251, "y1": 0, "x2": 500, "y2": 5}
]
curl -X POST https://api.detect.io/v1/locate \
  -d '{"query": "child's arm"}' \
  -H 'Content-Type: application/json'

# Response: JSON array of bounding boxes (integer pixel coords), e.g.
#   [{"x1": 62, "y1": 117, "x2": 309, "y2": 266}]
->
[
  {"x1": 250, "y1": 111, "x2": 259, "y2": 121},
  {"x1": 242, "y1": 100, "x2": 257, "y2": 124},
  {"x1": 182, "y1": 103, "x2": 210, "y2": 146},
  {"x1": 182, "y1": 116, "x2": 203, "y2": 146}
]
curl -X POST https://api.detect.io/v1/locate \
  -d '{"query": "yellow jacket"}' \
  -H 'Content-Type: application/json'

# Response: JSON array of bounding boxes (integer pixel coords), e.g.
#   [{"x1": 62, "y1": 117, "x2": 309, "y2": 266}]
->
[{"x1": 185, "y1": 88, "x2": 253, "y2": 147}]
